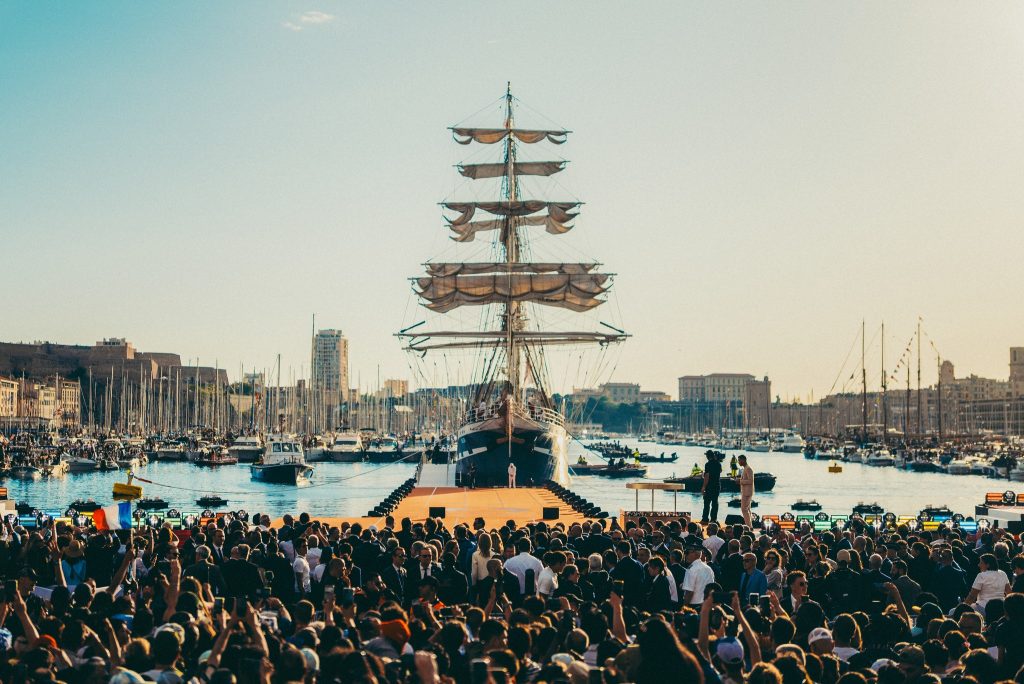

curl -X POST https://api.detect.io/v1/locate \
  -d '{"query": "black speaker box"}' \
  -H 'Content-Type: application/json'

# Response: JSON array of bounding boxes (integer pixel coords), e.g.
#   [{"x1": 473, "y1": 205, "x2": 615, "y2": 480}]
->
[
  {"x1": 429, "y1": 506, "x2": 446, "y2": 518},
  {"x1": 543, "y1": 507, "x2": 559, "y2": 520}
]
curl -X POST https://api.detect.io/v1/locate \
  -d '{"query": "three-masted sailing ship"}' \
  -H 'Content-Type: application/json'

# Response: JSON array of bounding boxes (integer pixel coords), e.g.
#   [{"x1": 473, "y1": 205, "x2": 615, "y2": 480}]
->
[{"x1": 398, "y1": 88, "x2": 628, "y2": 486}]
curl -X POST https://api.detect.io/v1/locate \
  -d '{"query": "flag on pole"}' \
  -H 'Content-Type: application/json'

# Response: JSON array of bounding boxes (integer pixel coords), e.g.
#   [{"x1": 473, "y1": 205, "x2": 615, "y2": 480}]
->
[{"x1": 93, "y1": 502, "x2": 132, "y2": 531}]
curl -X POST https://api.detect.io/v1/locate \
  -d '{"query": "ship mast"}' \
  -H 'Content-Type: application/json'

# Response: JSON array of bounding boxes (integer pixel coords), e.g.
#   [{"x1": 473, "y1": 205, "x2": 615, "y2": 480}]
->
[{"x1": 501, "y1": 83, "x2": 522, "y2": 402}]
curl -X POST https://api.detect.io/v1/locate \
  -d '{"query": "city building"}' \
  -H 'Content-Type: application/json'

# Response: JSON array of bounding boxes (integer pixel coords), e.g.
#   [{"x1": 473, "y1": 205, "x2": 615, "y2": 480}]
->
[
  {"x1": 377, "y1": 379, "x2": 409, "y2": 399},
  {"x1": 312, "y1": 329, "x2": 350, "y2": 402},
  {"x1": 600, "y1": 382, "x2": 640, "y2": 403},
  {"x1": 639, "y1": 390, "x2": 672, "y2": 403},
  {"x1": 1010, "y1": 347, "x2": 1024, "y2": 398},
  {"x1": 57, "y1": 379, "x2": 81, "y2": 428},
  {"x1": 0, "y1": 377, "x2": 17, "y2": 417},
  {"x1": 677, "y1": 373, "x2": 756, "y2": 402}
]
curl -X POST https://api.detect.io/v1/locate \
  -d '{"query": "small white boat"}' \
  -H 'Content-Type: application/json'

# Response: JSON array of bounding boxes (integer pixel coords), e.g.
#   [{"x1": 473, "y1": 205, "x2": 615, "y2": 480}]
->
[
  {"x1": 66, "y1": 455, "x2": 99, "y2": 472},
  {"x1": 10, "y1": 464, "x2": 43, "y2": 479},
  {"x1": 946, "y1": 459, "x2": 972, "y2": 475},
  {"x1": 865, "y1": 449, "x2": 895, "y2": 467},
  {"x1": 779, "y1": 433, "x2": 806, "y2": 453},
  {"x1": 330, "y1": 431, "x2": 365, "y2": 463},
  {"x1": 846, "y1": 450, "x2": 864, "y2": 463},
  {"x1": 228, "y1": 435, "x2": 265, "y2": 463}
]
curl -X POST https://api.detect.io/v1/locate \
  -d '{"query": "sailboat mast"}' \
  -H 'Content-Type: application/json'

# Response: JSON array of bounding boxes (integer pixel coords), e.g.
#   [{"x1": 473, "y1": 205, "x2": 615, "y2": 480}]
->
[
  {"x1": 916, "y1": 318, "x2": 922, "y2": 436},
  {"x1": 861, "y1": 319, "x2": 867, "y2": 440},
  {"x1": 881, "y1": 322, "x2": 887, "y2": 445}
]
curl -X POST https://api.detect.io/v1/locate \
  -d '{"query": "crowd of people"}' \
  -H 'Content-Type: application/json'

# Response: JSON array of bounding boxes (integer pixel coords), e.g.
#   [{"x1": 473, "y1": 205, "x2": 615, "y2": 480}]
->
[{"x1": 1, "y1": 501, "x2": 1023, "y2": 684}]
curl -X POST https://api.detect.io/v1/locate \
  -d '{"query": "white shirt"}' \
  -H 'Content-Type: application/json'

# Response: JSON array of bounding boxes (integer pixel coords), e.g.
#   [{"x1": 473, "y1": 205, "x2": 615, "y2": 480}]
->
[
  {"x1": 503, "y1": 551, "x2": 544, "y2": 594},
  {"x1": 666, "y1": 570, "x2": 679, "y2": 603},
  {"x1": 681, "y1": 558, "x2": 715, "y2": 605},
  {"x1": 293, "y1": 555, "x2": 311, "y2": 592},
  {"x1": 537, "y1": 566, "x2": 559, "y2": 596},
  {"x1": 972, "y1": 569, "x2": 1010, "y2": 608},
  {"x1": 306, "y1": 547, "x2": 323, "y2": 568},
  {"x1": 703, "y1": 536, "x2": 725, "y2": 558},
  {"x1": 834, "y1": 646, "x2": 859, "y2": 662}
]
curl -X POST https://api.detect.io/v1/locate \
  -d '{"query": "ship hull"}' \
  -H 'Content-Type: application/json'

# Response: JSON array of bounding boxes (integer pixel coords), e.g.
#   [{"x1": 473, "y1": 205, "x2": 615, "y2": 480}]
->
[
  {"x1": 250, "y1": 463, "x2": 313, "y2": 484},
  {"x1": 455, "y1": 414, "x2": 567, "y2": 487}
]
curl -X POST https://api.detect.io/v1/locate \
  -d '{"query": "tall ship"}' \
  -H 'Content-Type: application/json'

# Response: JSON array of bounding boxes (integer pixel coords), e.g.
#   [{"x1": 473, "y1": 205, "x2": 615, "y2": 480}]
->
[{"x1": 398, "y1": 87, "x2": 628, "y2": 487}]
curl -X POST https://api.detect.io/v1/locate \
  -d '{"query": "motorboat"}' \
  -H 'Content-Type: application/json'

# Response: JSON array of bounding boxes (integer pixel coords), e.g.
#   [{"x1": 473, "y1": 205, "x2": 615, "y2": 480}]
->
[
  {"x1": 192, "y1": 445, "x2": 238, "y2": 466},
  {"x1": 196, "y1": 495, "x2": 229, "y2": 508},
  {"x1": 136, "y1": 497, "x2": 169, "y2": 510},
  {"x1": 593, "y1": 462, "x2": 647, "y2": 478},
  {"x1": 636, "y1": 452, "x2": 678, "y2": 463},
  {"x1": 9, "y1": 464, "x2": 43, "y2": 480},
  {"x1": 157, "y1": 443, "x2": 187, "y2": 461},
  {"x1": 727, "y1": 498, "x2": 757, "y2": 508},
  {"x1": 251, "y1": 434, "x2": 313, "y2": 484},
  {"x1": 305, "y1": 436, "x2": 331, "y2": 462},
  {"x1": 68, "y1": 499, "x2": 102, "y2": 512},
  {"x1": 946, "y1": 459, "x2": 972, "y2": 475},
  {"x1": 792, "y1": 499, "x2": 822, "y2": 511},
  {"x1": 329, "y1": 431, "x2": 365, "y2": 463},
  {"x1": 778, "y1": 433, "x2": 806, "y2": 453},
  {"x1": 919, "y1": 504, "x2": 954, "y2": 518},
  {"x1": 852, "y1": 502, "x2": 885, "y2": 516},
  {"x1": 845, "y1": 450, "x2": 864, "y2": 463},
  {"x1": 228, "y1": 435, "x2": 265, "y2": 463},
  {"x1": 864, "y1": 449, "x2": 895, "y2": 467},
  {"x1": 66, "y1": 455, "x2": 99, "y2": 472}
]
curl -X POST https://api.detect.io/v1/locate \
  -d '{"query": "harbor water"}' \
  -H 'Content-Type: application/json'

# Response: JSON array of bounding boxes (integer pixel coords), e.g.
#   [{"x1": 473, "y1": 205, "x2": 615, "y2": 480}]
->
[{"x1": 3, "y1": 440, "x2": 1014, "y2": 520}]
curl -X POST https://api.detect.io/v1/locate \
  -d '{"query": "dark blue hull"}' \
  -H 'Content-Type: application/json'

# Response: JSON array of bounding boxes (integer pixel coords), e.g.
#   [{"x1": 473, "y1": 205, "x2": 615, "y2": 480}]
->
[
  {"x1": 250, "y1": 463, "x2": 313, "y2": 484},
  {"x1": 455, "y1": 425, "x2": 565, "y2": 487}
]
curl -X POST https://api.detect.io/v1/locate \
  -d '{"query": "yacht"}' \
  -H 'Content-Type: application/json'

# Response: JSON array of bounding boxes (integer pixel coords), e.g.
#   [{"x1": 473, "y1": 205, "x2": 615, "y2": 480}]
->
[
  {"x1": 329, "y1": 431, "x2": 365, "y2": 463},
  {"x1": 946, "y1": 458, "x2": 972, "y2": 475},
  {"x1": 305, "y1": 436, "x2": 331, "y2": 462},
  {"x1": 778, "y1": 433, "x2": 806, "y2": 453},
  {"x1": 251, "y1": 434, "x2": 313, "y2": 484},
  {"x1": 157, "y1": 443, "x2": 187, "y2": 461},
  {"x1": 66, "y1": 453, "x2": 99, "y2": 472},
  {"x1": 864, "y1": 449, "x2": 896, "y2": 467},
  {"x1": 228, "y1": 435, "x2": 264, "y2": 463}
]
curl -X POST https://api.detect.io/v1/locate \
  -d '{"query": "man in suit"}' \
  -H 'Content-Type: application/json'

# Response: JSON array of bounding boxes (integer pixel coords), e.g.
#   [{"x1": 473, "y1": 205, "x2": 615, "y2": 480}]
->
[
  {"x1": 437, "y1": 552, "x2": 469, "y2": 605},
  {"x1": 183, "y1": 546, "x2": 227, "y2": 596},
  {"x1": 476, "y1": 558, "x2": 519, "y2": 608},
  {"x1": 609, "y1": 540, "x2": 644, "y2": 607},
  {"x1": 221, "y1": 544, "x2": 264, "y2": 599},
  {"x1": 209, "y1": 528, "x2": 227, "y2": 566},
  {"x1": 379, "y1": 547, "x2": 408, "y2": 600},
  {"x1": 408, "y1": 546, "x2": 441, "y2": 603},
  {"x1": 738, "y1": 552, "x2": 768, "y2": 601},
  {"x1": 644, "y1": 557, "x2": 673, "y2": 612}
]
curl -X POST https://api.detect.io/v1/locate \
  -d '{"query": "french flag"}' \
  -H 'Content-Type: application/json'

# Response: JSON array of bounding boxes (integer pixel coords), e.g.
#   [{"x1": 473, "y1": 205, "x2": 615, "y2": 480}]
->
[{"x1": 93, "y1": 502, "x2": 132, "y2": 531}]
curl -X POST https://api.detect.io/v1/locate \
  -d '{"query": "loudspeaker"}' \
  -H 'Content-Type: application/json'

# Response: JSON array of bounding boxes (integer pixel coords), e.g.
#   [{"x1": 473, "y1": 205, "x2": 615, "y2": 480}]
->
[
  {"x1": 543, "y1": 507, "x2": 559, "y2": 520},
  {"x1": 429, "y1": 506, "x2": 446, "y2": 518},
  {"x1": 724, "y1": 514, "x2": 746, "y2": 526}
]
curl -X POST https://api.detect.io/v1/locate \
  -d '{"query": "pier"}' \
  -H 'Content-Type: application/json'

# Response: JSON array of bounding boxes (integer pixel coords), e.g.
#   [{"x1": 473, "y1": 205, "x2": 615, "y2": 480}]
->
[{"x1": 274, "y1": 485, "x2": 596, "y2": 529}]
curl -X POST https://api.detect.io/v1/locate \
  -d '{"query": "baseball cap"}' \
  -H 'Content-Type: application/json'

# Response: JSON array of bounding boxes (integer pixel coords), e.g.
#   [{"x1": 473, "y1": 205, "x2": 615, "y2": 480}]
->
[
  {"x1": 808, "y1": 627, "x2": 833, "y2": 645},
  {"x1": 715, "y1": 637, "x2": 744, "y2": 665}
]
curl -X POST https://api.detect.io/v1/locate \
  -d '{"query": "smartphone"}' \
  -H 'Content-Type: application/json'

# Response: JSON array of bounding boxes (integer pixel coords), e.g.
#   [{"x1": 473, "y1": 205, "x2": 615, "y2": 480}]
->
[
  {"x1": 264, "y1": 571, "x2": 275, "y2": 583},
  {"x1": 612, "y1": 580, "x2": 625, "y2": 596},
  {"x1": 749, "y1": 593, "x2": 759, "y2": 607},
  {"x1": 339, "y1": 587, "x2": 355, "y2": 608},
  {"x1": 224, "y1": 596, "x2": 236, "y2": 614},
  {"x1": 214, "y1": 598, "x2": 224, "y2": 614},
  {"x1": 759, "y1": 595, "x2": 772, "y2": 613},
  {"x1": 324, "y1": 585, "x2": 335, "y2": 601},
  {"x1": 5, "y1": 580, "x2": 16, "y2": 601},
  {"x1": 712, "y1": 590, "x2": 731, "y2": 604},
  {"x1": 238, "y1": 599, "x2": 250, "y2": 618}
]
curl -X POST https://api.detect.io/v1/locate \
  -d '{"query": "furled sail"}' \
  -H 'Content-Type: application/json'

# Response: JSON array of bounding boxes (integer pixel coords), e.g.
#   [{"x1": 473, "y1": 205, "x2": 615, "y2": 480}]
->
[
  {"x1": 448, "y1": 215, "x2": 573, "y2": 242},
  {"x1": 415, "y1": 273, "x2": 610, "y2": 313},
  {"x1": 425, "y1": 262, "x2": 598, "y2": 277},
  {"x1": 457, "y1": 161, "x2": 567, "y2": 180},
  {"x1": 451, "y1": 128, "x2": 569, "y2": 145},
  {"x1": 443, "y1": 201, "x2": 579, "y2": 226}
]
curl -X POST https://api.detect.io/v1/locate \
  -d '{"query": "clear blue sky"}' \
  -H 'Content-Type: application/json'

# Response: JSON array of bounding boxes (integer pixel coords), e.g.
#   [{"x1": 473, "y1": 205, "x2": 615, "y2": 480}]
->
[{"x1": 3, "y1": 3, "x2": 1024, "y2": 399}]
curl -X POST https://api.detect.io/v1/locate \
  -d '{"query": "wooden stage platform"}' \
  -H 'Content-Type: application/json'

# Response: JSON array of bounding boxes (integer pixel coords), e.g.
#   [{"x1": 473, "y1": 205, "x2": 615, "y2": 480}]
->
[{"x1": 276, "y1": 487, "x2": 591, "y2": 529}]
